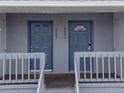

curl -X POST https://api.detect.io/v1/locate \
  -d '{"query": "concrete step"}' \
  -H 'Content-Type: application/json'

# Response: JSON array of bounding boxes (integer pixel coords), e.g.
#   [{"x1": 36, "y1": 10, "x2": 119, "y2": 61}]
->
[
  {"x1": 45, "y1": 74, "x2": 75, "y2": 88},
  {"x1": 46, "y1": 87, "x2": 75, "y2": 93}
]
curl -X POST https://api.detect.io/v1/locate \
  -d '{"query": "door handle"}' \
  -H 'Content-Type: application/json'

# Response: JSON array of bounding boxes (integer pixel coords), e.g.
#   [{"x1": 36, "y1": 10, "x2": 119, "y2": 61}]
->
[
  {"x1": 88, "y1": 46, "x2": 92, "y2": 51},
  {"x1": 88, "y1": 42, "x2": 92, "y2": 51},
  {"x1": 30, "y1": 46, "x2": 33, "y2": 52}
]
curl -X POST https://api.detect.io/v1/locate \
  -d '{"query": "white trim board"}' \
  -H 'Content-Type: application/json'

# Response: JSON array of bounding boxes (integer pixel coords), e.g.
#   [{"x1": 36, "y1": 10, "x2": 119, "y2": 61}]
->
[
  {"x1": 1, "y1": 1, "x2": 124, "y2": 13},
  {"x1": 0, "y1": 83, "x2": 124, "y2": 89},
  {"x1": 79, "y1": 83, "x2": 124, "y2": 88},
  {"x1": 0, "y1": 1, "x2": 124, "y2": 7},
  {"x1": 0, "y1": 84, "x2": 37, "y2": 90}
]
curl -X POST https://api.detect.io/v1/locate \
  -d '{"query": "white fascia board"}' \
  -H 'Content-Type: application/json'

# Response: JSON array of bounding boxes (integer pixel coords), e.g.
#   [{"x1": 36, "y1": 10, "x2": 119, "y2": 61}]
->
[{"x1": 0, "y1": 1, "x2": 124, "y2": 8}]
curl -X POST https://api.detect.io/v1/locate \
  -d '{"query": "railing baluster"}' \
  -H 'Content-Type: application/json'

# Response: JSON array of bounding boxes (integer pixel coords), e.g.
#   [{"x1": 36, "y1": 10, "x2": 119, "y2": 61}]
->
[
  {"x1": 3, "y1": 55, "x2": 5, "y2": 82},
  {"x1": 102, "y1": 54, "x2": 105, "y2": 81},
  {"x1": 120, "y1": 54, "x2": 123, "y2": 81},
  {"x1": 22, "y1": 55, "x2": 24, "y2": 82},
  {"x1": 28, "y1": 55, "x2": 30, "y2": 81},
  {"x1": 90, "y1": 54, "x2": 92, "y2": 81},
  {"x1": 84, "y1": 54, "x2": 86, "y2": 81},
  {"x1": 78, "y1": 53, "x2": 81, "y2": 81},
  {"x1": 15, "y1": 55, "x2": 18, "y2": 81},
  {"x1": 34, "y1": 55, "x2": 37, "y2": 81},
  {"x1": 108, "y1": 54, "x2": 111, "y2": 80},
  {"x1": 114, "y1": 54, "x2": 117, "y2": 80},
  {"x1": 9, "y1": 55, "x2": 11, "y2": 82},
  {"x1": 96, "y1": 54, "x2": 98, "y2": 81}
]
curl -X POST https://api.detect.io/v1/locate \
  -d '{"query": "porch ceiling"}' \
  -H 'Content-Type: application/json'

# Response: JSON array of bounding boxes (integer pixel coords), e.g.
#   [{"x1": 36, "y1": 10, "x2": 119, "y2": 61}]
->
[{"x1": 0, "y1": 1, "x2": 124, "y2": 13}]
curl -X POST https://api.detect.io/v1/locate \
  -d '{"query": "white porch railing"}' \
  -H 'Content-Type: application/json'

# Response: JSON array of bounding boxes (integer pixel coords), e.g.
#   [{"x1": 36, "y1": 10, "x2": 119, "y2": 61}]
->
[
  {"x1": 0, "y1": 53, "x2": 45, "y2": 84},
  {"x1": 74, "y1": 52, "x2": 124, "y2": 83}
]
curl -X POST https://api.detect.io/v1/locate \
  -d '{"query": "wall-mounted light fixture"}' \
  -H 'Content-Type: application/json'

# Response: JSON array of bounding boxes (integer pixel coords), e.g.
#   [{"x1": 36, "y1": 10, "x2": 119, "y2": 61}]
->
[{"x1": 0, "y1": 28, "x2": 2, "y2": 32}]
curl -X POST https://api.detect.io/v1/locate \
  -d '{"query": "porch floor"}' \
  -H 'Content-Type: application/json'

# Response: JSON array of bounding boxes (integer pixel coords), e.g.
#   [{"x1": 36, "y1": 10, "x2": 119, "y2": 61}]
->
[{"x1": 0, "y1": 73, "x2": 119, "y2": 88}]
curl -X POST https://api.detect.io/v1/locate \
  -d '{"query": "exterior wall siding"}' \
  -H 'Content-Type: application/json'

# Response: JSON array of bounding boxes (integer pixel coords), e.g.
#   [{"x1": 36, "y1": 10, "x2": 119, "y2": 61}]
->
[
  {"x1": 0, "y1": 13, "x2": 6, "y2": 53},
  {"x1": 6, "y1": 13, "x2": 113, "y2": 73},
  {"x1": 113, "y1": 12, "x2": 124, "y2": 51},
  {"x1": 0, "y1": 13, "x2": 6, "y2": 76}
]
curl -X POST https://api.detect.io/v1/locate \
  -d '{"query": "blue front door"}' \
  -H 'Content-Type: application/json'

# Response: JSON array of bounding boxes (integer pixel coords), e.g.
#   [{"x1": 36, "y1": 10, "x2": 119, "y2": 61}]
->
[
  {"x1": 29, "y1": 21, "x2": 53, "y2": 70},
  {"x1": 69, "y1": 21, "x2": 92, "y2": 71}
]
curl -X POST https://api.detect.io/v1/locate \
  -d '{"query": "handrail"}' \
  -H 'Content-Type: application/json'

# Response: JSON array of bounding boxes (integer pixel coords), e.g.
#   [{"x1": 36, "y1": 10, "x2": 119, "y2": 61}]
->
[
  {"x1": 37, "y1": 53, "x2": 45, "y2": 93},
  {"x1": 74, "y1": 53, "x2": 80, "y2": 93}
]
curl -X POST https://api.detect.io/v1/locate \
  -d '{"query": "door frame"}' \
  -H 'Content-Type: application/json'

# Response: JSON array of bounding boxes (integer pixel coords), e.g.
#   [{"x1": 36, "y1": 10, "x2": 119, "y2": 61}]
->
[
  {"x1": 68, "y1": 20, "x2": 93, "y2": 71},
  {"x1": 28, "y1": 20, "x2": 53, "y2": 71}
]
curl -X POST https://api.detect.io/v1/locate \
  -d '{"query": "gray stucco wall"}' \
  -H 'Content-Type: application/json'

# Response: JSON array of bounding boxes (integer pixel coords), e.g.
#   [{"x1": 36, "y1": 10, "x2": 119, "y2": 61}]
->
[
  {"x1": 0, "y1": 13, "x2": 6, "y2": 53},
  {"x1": 113, "y1": 13, "x2": 124, "y2": 51},
  {"x1": 112, "y1": 13, "x2": 124, "y2": 76},
  {"x1": 6, "y1": 13, "x2": 113, "y2": 73},
  {"x1": 0, "y1": 13, "x2": 6, "y2": 76}
]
